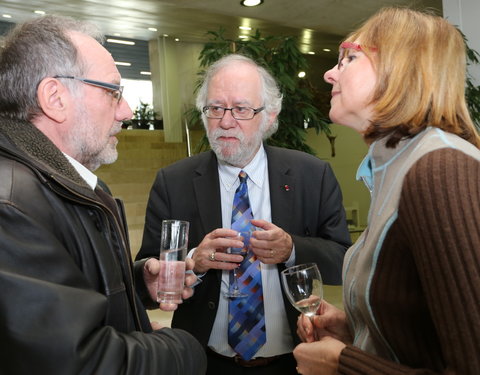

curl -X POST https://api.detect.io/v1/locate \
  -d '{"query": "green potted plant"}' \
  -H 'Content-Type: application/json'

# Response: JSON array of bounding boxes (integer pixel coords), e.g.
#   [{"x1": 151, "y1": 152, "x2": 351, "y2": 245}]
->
[
  {"x1": 465, "y1": 38, "x2": 480, "y2": 130},
  {"x1": 124, "y1": 101, "x2": 162, "y2": 129},
  {"x1": 186, "y1": 29, "x2": 330, "y2": 155}
]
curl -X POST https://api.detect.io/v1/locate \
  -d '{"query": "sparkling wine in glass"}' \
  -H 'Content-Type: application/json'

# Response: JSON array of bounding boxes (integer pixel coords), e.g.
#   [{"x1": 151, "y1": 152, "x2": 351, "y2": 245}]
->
[
  {"x1": 224, "y1": 230, "x2": 252, "y2": 298},
  {"x1": 281, "y1": 263, "x2": 323, "y2": 318}
]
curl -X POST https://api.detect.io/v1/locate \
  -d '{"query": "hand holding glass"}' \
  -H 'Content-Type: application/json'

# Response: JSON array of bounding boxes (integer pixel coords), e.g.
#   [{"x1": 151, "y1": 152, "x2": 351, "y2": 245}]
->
[
  {"x1": 281, "y1": 263, "x2": 323, "y2": 320},
  {"x1": 156, "y1": 220, "x2": 189, "y2": 304}
]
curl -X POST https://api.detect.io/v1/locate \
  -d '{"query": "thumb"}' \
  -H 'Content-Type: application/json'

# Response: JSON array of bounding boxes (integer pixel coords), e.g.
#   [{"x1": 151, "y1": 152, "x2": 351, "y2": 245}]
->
[{"x1": 250, "y1": 219, "x2": 274, "y2": 231}]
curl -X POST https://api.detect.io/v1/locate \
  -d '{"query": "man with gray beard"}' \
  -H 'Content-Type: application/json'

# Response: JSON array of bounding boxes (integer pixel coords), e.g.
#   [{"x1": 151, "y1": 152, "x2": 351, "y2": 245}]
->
[{"x1": 137, "y1": 54, "x2": 351, "y2": 375}]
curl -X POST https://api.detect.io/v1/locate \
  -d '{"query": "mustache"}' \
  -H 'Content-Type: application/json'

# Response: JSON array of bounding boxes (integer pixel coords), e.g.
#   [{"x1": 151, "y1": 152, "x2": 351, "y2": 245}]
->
[
  {"x1": 208, "y1": 128, "x2": 245, "y2": 142},
  {"x1": 109, "y1": 122, "x2": 123, "y2": 136}
]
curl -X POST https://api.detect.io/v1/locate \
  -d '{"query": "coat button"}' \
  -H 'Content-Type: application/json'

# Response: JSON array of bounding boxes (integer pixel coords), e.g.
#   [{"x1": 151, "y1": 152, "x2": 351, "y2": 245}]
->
[{"x1": 208, "y1": 301, "x2": 215, "y2": 310}]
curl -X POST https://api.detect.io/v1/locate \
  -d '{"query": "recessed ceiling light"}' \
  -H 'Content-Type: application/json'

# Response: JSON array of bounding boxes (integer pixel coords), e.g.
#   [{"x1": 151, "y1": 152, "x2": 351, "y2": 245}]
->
[
  {"x1": 140, "y1": 71, "x2": 152, "y2": 75},
  {"x1": 115, "y1": 61, "x2": 131, "y2": 66},
  {"x1": 239, "y1": 35, "x2": 249, "y2": 39},
  {"x1": 162, "y1": 34, "x2": 169, "y2": 37},
  {"x1": 34, "y1": 10, "x2": 45, "y2": 15},
  {"x1": 2, "y1": 14, "x2": 12, "y2": 18},
  {"x1": 323, "y1": 48, "x2": 331, "y2": 52},
  {"x1": 174, "y1": 38, "x2": 180, "y2": 42},
  {"x1": 307, "y1": 51, "x2": 315, "y2": 55},
  {"x1": 148, "y1": 27, "x2": 157, "y2": 32},
  {"x1": 239, "y1": 26, "x2": 252, "y2": 30},
  {"x1": 107, "y1": 38, "x2": 135, "y2": 45},
  {"x1": 298, "y1": 71, "x2": 306, "y2": 78},
  {"x1": 240, "y1": 0, "x2": 264, "y2": 7}
]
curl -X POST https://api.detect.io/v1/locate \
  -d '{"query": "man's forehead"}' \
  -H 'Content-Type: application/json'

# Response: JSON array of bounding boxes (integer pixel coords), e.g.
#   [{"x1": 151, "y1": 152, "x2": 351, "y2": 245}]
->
[{"x1": 68, "y1": 31, "x2": 120, "y2": 80}]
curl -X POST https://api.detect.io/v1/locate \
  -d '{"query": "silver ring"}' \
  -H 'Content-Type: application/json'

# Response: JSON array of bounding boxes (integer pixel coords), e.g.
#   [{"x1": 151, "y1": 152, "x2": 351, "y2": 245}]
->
[{"x1": 209, "y1": 252, "x2": 216, "y2": 261}]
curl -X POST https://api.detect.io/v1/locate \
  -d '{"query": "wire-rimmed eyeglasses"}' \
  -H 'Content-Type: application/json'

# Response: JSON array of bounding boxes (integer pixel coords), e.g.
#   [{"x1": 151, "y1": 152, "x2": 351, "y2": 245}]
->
[
  {"x1": 202, "y1": 105, "x2": 265, "y2": 120},
  {"x1": 53, "y1": 75, "x2": 124, "y2": 103}
]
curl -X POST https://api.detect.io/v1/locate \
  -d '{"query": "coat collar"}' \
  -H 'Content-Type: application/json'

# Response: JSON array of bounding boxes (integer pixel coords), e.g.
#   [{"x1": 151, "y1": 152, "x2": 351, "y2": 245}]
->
[{"x1": 0, "y1": 117, "x2": 94, "y2": 194}]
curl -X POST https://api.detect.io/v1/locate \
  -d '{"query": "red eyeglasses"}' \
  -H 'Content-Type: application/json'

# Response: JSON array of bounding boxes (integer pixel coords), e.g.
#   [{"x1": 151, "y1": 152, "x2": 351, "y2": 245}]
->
[{"x1": 338, "y1": 42, "x2": 377, "y2": 68}]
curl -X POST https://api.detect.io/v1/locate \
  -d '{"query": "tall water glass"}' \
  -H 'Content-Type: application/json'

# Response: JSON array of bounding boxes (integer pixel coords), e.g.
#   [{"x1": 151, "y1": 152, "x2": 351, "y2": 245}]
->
[{"x1": 156, "y1": 220, "x2": 189, "y2": 304}]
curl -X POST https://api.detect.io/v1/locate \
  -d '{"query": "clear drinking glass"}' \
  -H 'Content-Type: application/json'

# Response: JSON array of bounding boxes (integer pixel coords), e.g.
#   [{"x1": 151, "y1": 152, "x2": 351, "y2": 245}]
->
[
  {"x1": 156, "y1": 220, "x2": 189, "y2": 304},
  {"x1": 224, "y1": 230, "x2": 252, "y2": 298},
  {"x1": 280, "y1": 263, "x2": 323, "y2": 318}
]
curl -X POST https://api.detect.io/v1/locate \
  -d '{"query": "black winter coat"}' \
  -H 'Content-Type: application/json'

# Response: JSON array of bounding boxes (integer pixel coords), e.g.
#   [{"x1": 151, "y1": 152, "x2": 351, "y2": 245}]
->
[{"x1": 0, "y1": 118, "x2": 206, "y2": 375}]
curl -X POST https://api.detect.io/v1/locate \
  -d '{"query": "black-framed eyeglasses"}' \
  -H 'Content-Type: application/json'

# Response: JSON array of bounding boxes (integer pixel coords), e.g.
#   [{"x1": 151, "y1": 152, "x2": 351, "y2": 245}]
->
[
  {"x1": 202, "y1": 105, "x2": 265, "y2": 120},
  {"x1": 53, "y1": 75, "x2": 124, "y2": 103}
]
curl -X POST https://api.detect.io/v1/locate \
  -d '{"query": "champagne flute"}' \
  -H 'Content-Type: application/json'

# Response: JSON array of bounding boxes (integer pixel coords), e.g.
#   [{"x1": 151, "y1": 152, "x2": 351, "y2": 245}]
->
[
  {"x1": 280, "y1": 263, "x2": 323, "y2": 336},
  {"x1": 223, "y1": 230, "x2": 252, "y2": 298}
]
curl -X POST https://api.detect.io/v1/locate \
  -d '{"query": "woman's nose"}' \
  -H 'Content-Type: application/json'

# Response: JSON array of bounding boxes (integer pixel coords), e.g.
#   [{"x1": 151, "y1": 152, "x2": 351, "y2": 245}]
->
[{"x1": 324, "y1": 65, "x2": 338, "y2": 85}]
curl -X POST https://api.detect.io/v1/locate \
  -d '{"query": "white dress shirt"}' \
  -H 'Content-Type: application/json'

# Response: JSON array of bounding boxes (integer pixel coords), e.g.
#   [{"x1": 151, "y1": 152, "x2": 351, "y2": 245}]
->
[
  {"x1": 207, "y1": 144, "x2": 295, "y2": 357},
  {"x1": 63, "y1": 153, "x2": 97, "y2": 190}
]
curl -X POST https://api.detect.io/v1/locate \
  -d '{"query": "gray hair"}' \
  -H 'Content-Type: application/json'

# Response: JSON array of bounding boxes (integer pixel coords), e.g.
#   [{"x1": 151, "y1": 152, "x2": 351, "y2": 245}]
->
[
  {"x1": 0, "y1": 15, "x2": 104, "y2": 121},
  {"x1": 196, "y1": 54, "x2": 283, "y2": 139}
]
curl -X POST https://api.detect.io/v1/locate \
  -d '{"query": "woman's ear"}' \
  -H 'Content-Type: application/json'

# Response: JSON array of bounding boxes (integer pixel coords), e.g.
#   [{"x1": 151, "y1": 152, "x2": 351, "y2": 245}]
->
[{"x1": 36, "y1": 77, "x2": 68, "y2": 123}]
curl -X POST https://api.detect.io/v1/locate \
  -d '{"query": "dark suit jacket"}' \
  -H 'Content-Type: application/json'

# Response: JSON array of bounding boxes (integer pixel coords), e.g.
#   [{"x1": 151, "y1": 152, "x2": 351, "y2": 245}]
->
[{"x1": 136, "y1": 145, "x2": 351, "y2": 347}]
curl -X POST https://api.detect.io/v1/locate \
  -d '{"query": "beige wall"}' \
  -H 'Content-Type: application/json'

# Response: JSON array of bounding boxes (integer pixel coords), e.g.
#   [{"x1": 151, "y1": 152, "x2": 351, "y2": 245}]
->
[{"x1": 306, "y1": 125, "x2": 370, "y2": 229}]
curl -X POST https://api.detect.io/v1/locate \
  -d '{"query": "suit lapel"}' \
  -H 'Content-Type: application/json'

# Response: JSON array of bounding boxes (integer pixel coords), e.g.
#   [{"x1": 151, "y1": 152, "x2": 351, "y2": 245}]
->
[
  {"x1": 265, "y1": 146, "x2": 296, "y2": 233},
  {"x1": 193, "y1": 151, "x2": 223, "y2": 236}
]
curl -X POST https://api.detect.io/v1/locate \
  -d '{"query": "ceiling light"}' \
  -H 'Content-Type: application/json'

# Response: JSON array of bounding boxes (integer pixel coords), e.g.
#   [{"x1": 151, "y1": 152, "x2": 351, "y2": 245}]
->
[
  {"x1": 115, "y1": 61, "x2": 131, "y2": 66},
  {"x1": 239, "y1": 26, "x2": 252, "y2": 30},
  {"x1": 240, "y1": 0, "x2": 264, "y2": 7},
  {"x1": 34, "y1": 10, "x2": 45, "y2": 15},
  {"x1": 307, "y1": 51, "x2": 315, "y2": 55},
  {"x1": 323, "y1": 48, "x2": 331, "y2": 52},
  {"x1": 2, "y1": 14, "x2": 12, "y2": 18},
  {"x1": 107, "y1": 38, "x2": 135, "y2": 45},
  {"x1": 239, "y1": 35, "x2": 249, "y2": 39},
  {"x1": 140, "y1": 71, "x2": 152, "y2": 75},
  {"x1": 162, "y1": 34, "x2": 169, "y2": 37},
  {"x1": 175, "y1": 38, "x2": 180, "y2": 42},
  {"x1": 298, "y1": 71, "x2": 306, "y2": 78},
  {"x1": 148, "y1": 27, "x2": 157, "y2": 32}
]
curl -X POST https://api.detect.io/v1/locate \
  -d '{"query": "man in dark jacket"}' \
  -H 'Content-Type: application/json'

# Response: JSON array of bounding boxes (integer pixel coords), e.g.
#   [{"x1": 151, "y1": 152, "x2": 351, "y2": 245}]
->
[
  {"x1": 136, "y1": 54, "x2": 351, "y2": 374},
  {"x1": 0, "y1": 15, "x2": 206, "y2": 374}
]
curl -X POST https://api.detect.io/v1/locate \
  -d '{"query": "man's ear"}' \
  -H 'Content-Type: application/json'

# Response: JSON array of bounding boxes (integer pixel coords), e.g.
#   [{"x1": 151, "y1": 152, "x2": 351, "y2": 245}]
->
[
  {"x1": 36, "y1": 78, "x2": 68, "y2": 123},
  {"x1": 267, "y1": 111, "x2": 278, "y2": 128}
]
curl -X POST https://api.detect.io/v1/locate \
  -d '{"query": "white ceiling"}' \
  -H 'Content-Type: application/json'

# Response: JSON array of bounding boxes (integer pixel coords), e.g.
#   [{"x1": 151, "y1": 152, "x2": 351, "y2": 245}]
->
[{"x1": 0, "y1": 0, "x2": 442, "y2": 55}]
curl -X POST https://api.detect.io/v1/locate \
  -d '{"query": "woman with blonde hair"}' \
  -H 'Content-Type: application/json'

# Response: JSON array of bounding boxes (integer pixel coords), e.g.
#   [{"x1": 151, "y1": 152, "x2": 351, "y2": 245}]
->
[{"x1": 294, "y1": 7, "x2": 480, "y2": 375}]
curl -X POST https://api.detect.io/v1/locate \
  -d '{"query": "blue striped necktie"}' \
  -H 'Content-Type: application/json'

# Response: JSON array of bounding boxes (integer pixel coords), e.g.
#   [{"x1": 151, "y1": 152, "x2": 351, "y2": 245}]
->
[{"x1": 228, "y1": 171, "x2": 266, "y2": 360}]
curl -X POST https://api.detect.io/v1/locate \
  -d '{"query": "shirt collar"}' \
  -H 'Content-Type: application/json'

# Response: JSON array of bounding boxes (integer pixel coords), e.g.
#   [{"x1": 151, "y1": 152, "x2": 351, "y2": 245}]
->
[
  {"x1": 356, "y1": 153, "x2": 373, "y2": 193},
  {"x1": 218, "y1": 144, "x2": 267, "y2": 191},
  {"x1": 63, "y1": 153, "x2": 98, "y2": 190}
]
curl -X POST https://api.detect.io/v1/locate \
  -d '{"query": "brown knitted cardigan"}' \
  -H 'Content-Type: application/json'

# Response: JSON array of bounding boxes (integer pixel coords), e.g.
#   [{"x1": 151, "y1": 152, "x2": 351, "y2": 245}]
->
[{"x1": 339, "y1": 147, "x2": 480, "y2": 374}]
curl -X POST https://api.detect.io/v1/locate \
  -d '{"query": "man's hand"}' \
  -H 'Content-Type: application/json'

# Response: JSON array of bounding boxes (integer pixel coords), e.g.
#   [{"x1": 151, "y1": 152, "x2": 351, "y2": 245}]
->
[
  {"x1": 192, "y1": 228, "x2": 245, "y2": 273},
  {"x1": 250, "y1": 219, "x2": 293, "y2": 264},
  {"x1": 143, "y1": 258, "x2": 199, "y2": 311}
]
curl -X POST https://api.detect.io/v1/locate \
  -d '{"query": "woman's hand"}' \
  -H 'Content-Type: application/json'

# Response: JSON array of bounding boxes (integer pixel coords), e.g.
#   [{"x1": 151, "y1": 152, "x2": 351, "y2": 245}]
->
[
  {"x1": 297, "y1": 300, "x2": 352, "y2": 343},
  {"x1": 294, "y1": 336, "x2": 346, "y2": 375}
]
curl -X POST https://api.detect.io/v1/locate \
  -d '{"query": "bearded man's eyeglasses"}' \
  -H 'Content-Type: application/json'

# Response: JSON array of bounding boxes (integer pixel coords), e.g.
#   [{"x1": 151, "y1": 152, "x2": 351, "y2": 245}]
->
[{"x1": 202, "y1": 105, "x2": 265, "y2": 120}]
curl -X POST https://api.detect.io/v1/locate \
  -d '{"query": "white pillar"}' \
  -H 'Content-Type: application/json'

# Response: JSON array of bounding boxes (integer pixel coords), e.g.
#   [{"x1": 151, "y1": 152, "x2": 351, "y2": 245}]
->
[
  {"x1": 149, "y1": 36, "x2": 183, "y2": 142},
  {"x1": 443, "y1": 0, "x2": 480, "y2": 85}
]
